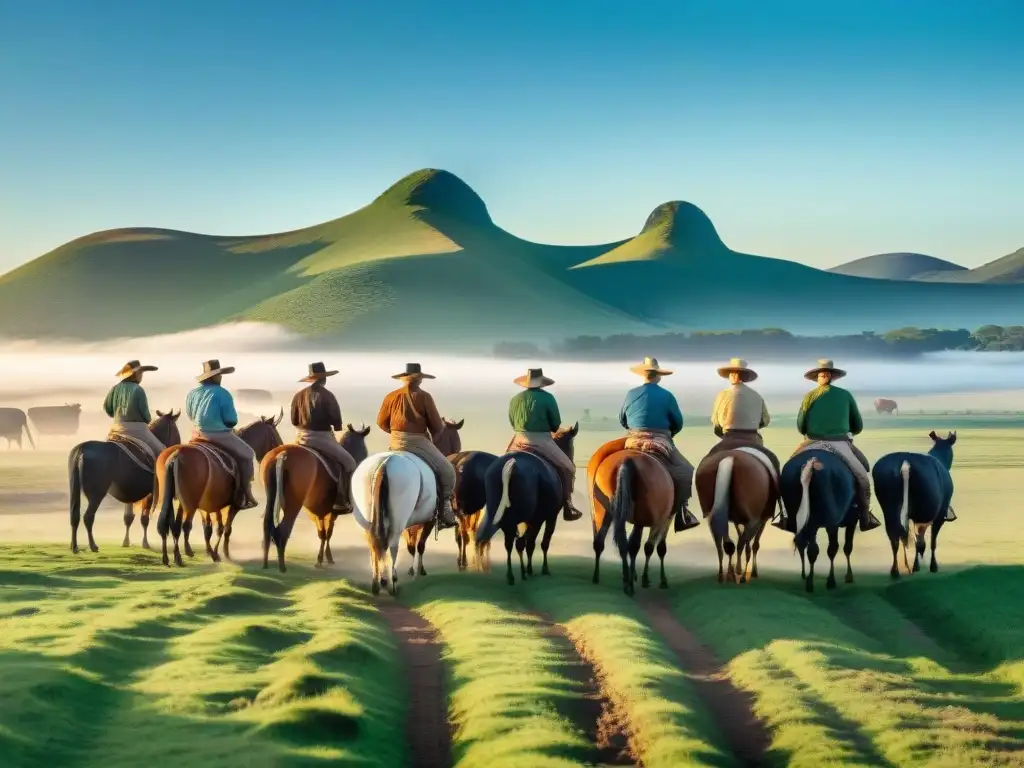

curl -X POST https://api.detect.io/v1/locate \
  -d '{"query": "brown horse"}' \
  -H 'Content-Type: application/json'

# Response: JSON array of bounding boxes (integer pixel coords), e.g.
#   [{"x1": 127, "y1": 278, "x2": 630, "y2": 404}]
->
[
  {"x1": 695, "y1": 449, "x2": 779, "y2": 583},
  {"x1": 400, "y1": 417, "x2": 463, "y2": 577},
  {"x1": 260, "y1": 423, "x2": 372, "y2": 572},
  {"x1": 155, "y1": 411, "x2": 284, "y2": 566},
  {"x1": 588, "y1": 437, "x2": 676, "y2": 595}
]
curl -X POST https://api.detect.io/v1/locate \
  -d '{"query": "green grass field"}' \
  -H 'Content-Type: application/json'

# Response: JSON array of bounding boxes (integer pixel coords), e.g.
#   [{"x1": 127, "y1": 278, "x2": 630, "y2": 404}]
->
[{"x1": 2, "y1": 418, "x2": 1023, "y2": 766}]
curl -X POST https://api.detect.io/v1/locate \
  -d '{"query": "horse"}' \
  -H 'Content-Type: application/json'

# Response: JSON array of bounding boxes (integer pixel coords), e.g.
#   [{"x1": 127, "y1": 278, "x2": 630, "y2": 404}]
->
[
  {"x1": 155, "y1": 411, "x2": 284, "y2": 567},
  {"x1": 350, "y1": 450, "x2": 439, "y2": 597},
  {"x1": 695, "y1": 448, "x2": 779, "y2": 584},
  {"x1": 451, "y1": 450, "x2": 498, "y2": 572},
  {"x1": 872, "y1": 431, "x2": 957, "y2": 578},
  {"x1": 399, "y1": 418, "x2": 468, "y2": 576},
  {"x1": 780, "y1": 449, "x2": 858, "y2": 593},
  {"x1": 588, "y1": 436, "x2": 676, "y2": 595},
  {"x1": 475, "y1": 423, "x2": 579, "y2": 586},
  {"x1": 68, "y1": 410, "x2": 182, "y2": 554},
  {"x1": 259, "y1": 423, "x2": 371, "y2": 571}
]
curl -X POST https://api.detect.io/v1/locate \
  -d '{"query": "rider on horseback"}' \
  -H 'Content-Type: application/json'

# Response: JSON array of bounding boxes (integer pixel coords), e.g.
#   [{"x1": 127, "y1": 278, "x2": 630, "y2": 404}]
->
[
  {"x1": 507, "y1": 368, "x2": 582, "y2": 522},
  {"x1": 103, "y1": 360, "x2": 166, "y2": 463},
  {"x1": 290, "y1": 362, "x2": 356, "y2": 515},
  {"x1": 184, "y1": 360, "x2": 258, "y2": 510},
  {"x1": 706, "y1": 358, "x2": 782, "y2": 475},
  {"x1": 620, "y1": 357, "x2": 700, "y2": 532},
  {"x1": 775, "y1": 359, "x2": 881, "y2": 533},
  {"x1": 376, "y1": 363, "x2": 457, "y2": 530}
]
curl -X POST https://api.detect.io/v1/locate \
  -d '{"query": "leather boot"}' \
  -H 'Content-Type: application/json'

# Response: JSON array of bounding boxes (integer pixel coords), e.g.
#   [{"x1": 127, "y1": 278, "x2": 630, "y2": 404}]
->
[
  {"x1": 239, "y1": 482, "x2": 258, "y2": 510},
  {"x1": 562, "y1": 494, "x2": 583, "y2": 522},
  {"x1": 945, "y1": 505, "x2": 957, "y2": 522},
  {"x1": 673, "y1": 498, "x2": 700, "y2": 532},
  {"x1": 435, "y1": 484, "x2": 457, "y2": 530},
  {"x1": 857, "y1": 485, "x2": 881, "y2": 532},
  {"x1": 333, "y1": 470, "x2": 353, "y2": 514}
]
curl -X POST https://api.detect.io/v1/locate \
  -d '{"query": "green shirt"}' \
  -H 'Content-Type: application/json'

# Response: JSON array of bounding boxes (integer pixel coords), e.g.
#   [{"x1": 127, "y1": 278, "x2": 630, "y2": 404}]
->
[
  {"x1": 103, "y1": 381, "x2": 152, "y2": 424},
  {"x1": 509, "y1": 388, "x2": 561, "y2": 433},
  {"x1": 796, "y1": 384, "x2": 863, "y2": 439}
]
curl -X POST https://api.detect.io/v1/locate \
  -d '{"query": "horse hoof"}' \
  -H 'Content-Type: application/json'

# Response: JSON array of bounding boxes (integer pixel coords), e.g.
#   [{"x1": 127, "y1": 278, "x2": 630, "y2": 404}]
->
[
  {"x1": 739, "y1": 576, "x2": 747, "y2": 584},
  {"x1": 542, "y1": 567, "x2": 550, "y2": 576},
  {"x1": 326, "y1": 558, "x2": 335, "y2": 565},
  {"x1": 641, "y1": 577, "x2": 650, "y2": 589},
  {"x1": 89, "y1": 545, "x2": 99, "y2": 553},
  {"x1": 826, "y1": 579, "x2": 837, "y2": 590},
  {"x1": 805, "y1": 581, "x2": 814, "y2": 594},
  {"x1": 507, "y1": 575, "x2": 515, "y2": 586},
  {"x1": 314, "y1": 562, "x2": 323, "y2": 569},
  {"x1": 278, "y1": 565, "x2": 287, "y2": 574},
  {"x1": 407, "y1": 567, "x2": 415, "y2": 577},
  {"x1": 71, "y1": 545, "x2": 79, "y2": 555},
  {"x1": 122, "y1": 540, "x2": 130, "y2": 548},
  {"x1": 930, "y1": 563, "x2": 938, "y2": 573},
  {"x1": 845, "y1": 573, "x2": 854, "y2": 584},
  {"x1": 418, "y1": 567, "x2": 427, "y2": 577},
  {"x1": 659, "y1": 580, "x2": 668, "y2": 589},
  {"x1": 142, "y1": 542, "x2": 151, "y2": 551},
  {"x1": 890, "y1": 569, "x2": 899, "y2": 579},
  {"x1": 162, "y1": 556, "x2": 169, "y2": 567},
  {"x1": 371, "y1": 581, "x2": 380, "y2": 595},
  {"x1": 592, "y1": 575, "x2": 599, "y2": 584}
]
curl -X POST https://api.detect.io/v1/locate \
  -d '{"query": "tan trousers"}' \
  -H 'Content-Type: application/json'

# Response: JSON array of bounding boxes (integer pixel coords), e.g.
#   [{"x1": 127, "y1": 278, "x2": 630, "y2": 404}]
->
[
  {"x1": 195, "y1": 429, "x2": 255, "y2": 487},
  {"x1": 108, "y1": 420, "x2": 166, "y2": 459},
  {"x1": 295, "y1": 429, "x2": 357, "y2": 472},
  {"x1": 794, "y1": 438, "x2": 870, "y2": 490},
  {"x1": 706, "y1": 431, "x2": 781, "y2": 475},
  {"x1": 507, "y1": 431, "x2": 576, "y2": 495},
  {"x1": 625, "y1": 429, "x2": 693, "y2": 503},
  {"x1": 391, "y1": 431, "x2": 456, "y2": 499}
]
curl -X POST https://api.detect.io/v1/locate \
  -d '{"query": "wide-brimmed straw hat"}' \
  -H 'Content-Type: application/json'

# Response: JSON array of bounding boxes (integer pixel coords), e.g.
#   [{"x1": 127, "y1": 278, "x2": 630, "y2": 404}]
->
[
  {"x1": 513, "y1": 367, "x2": 554, "y2": 389},
  {"x1": 115, "y1": 360, "x2": 158, "y2": 380},
  {"x1": 300, "y1": 361, "x2": 338, "y2": 383},
  {"x1": 717, "y1": 358, "x2": 758, "y2": 382},
  {"x1": 391, "y1": 362, "x2": 435, "y2": 380},
  {"x1": 804, "y1": 358, "x2": 846, "y2": 381},
  {"x1": 629, "y1": 356, "x2": 673, "y2": 377},
  {"x1": 196, "y1": 359, "x2": 236, "y2": 382}
]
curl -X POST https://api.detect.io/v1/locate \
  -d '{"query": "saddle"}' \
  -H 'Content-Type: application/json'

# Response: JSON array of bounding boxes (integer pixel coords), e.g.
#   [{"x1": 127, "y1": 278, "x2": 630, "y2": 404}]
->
[
  {"x1": 298, "y1": 445, "x2": 340, "y2": 484},
  {"x1": 107, "y1": 433, "x2": 156, "y2": 472},
  {"x1": 505, "y1": 437, "x2": 567, "y2": 496},
  {"x1": 189, "y1": 438, "x2": 240, "y2": 480}
]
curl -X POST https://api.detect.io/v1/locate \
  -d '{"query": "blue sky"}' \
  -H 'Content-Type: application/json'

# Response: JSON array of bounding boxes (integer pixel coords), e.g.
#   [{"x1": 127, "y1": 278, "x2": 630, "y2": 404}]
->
[{"x1": 1, "y1": 0, "x2": 1022, "y2": 272}]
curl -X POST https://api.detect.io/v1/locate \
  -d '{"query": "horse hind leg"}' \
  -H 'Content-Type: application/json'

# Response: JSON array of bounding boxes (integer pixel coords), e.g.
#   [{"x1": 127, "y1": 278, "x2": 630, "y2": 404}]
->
[
  {"x1": 656, "y1": 536, "x2": 669, "y2": 589},
  {"x1": 122, "y1": 502, "x2": 136, "y2": 547},
  {"x1": 504, "y1": 529, "x2": 516, "y2": 585},
  {"x1": 641, "y1": 535, "x2": 655, "y2": 589},
  {"x1": 751, "y1": 524, "x2": 765, "y2": 579},
  {"x1": 734, "y1": 525, "x2": 756, "y2": 584},
  {"x1": 843, "y1": 521, "x2": 857, "y2": 583},
  {"x1": 139, "y1": 498, "x2": 154, "y2": 550},
  {"x1": 913, "y1": 525, "x2": 927, "y2": 573},
  {"x1": 212, "y1": 509, "x2": 228, "y2": 559},
  {"x1": 515, "y1": 536, "x2": 527, "y2": 580},
  {"x1": 324, "y1": 513, "x2": 338, "y2": 566},
  {"x1": 628, "y1": 525, "x2": 643, "y2": 585},
  {"x1": 388, "y1": 541, "x2": 401, "y2": 596},
  {"x1": 415, "y1": 520, "x2": 433, "y2": 577},
  {"x1": 404, "y1": 527, "x2": 418, "y2": 576},
  {"x1": 314, "y1": 513, "x2": 328, "y2": 568},
  {"x1": 722, "y1": 525, "x2": 737, "y2": 583},
  {"x1": 929, "y1": 518, "x2": 944, "y2": 573},
  {"x1": 199, "y1": 512, "x2": 218, "y2": 562},
  {"x1": 222, "y1": 509, "x2": 240, "y2": 562},
  {"x1": 182, "y1": 507, "x2": 197, "y2": 558},
  {"x1": 825, "y1": 526, "x2": 841, "y2": 589}
]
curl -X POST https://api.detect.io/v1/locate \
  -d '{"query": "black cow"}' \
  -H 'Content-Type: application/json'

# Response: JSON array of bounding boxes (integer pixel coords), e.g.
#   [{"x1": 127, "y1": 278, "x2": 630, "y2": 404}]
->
[{"x1": 0, "y1": 407, "x2": 35, "y2": 448}]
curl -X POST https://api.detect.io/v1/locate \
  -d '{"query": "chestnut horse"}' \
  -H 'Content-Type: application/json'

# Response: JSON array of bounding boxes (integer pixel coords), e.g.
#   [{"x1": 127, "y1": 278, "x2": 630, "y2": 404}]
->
[
  {"x1": 259, "y1": 423, "x2": 371, "y2": 571},
  {"x1": 694, "y1": 449, "x2": 779, "y2": 584},
  {"x1": 155, "y1": 411, "x2": 284, "y2": 566},
  {"x1": 588, "y1": 437, "x2": 676, "y2": 595},
  {"x1": 400, "y1": 418, "x2": 464, "y2": 576}
]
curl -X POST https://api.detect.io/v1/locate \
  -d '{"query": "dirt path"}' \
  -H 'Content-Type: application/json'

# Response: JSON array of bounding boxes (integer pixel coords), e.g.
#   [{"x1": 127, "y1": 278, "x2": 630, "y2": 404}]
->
[
  {"x1": 638, "y1": 596, "x2": 772, "y2": 767},
  {"x1": 534, "y1": 613, "x2": 636, "y2": 766},
  {"x1": 376, "y1": 603, "x2": 453, "y2": 768}
]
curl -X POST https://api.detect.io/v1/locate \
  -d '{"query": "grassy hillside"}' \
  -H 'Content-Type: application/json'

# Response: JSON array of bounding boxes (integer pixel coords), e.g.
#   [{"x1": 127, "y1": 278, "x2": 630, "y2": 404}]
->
[
  {"x1": 826, "y1": 252, "x2": 967, "y2": 280},
  {"x1": 1, "y1": 169, "x2": 1023, "y2": 346}
]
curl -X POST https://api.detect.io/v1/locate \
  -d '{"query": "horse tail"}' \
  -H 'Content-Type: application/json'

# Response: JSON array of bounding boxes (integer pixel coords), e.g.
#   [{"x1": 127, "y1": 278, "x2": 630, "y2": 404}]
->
[
  {"x1": 262, "y1": 453, "x2": 285, "y2": 545},
  {"x1": 68, "y1": 445, "x2": 83, "y2": 526},
  {"x1": 899, "y1": 461, "x2": 911, "y2": 541},
  {"x1": 370, "y1": 457, "x2": 391, "y2": 548},
  {"x1": 23, "y1": 418, "x2": 36, "y2": 449},
  {"x1": 710, "y1": 455, "x2": 734, "y2": 555},
  {"x1": 156, "y1": 451, "x2": 179, "y2": 538},
  {"x1": 794, "y1": 458, "x2": 818, "y2": 537},
  {"x1": 492, "y1": 458, "x2": 516, "y2": 528},
  {"x1": 611, "y1": 458, "x2": 635, "y2": 556}
]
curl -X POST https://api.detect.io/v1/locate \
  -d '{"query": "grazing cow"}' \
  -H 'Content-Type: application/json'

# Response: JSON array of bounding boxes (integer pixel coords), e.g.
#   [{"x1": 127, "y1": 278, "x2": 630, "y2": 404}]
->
[
  {"x1": 29, "y1": 404, "x2": 83, "y2": 436},
  {"x1": 872, "y1": 431, "x2": 956, "y2": 578},
  {"x1": 475, "y1": 423, "x2": 579, "y2": 585},
  {"x1": 875, "y1": 398, "x2": 899, "y2": 416},
  {"x1": 780, "y1": 449, "x2": 859, "y2": 593},
  {"x1": 0, "y1": 407, "x2": 35, "y2": 448},
  {"x1": 402, "y1": 417, "x2": 465, "y2": 576}
]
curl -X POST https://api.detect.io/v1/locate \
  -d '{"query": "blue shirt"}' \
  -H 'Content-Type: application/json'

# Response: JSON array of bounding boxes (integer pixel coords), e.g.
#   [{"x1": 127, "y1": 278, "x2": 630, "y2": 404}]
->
[
  {"x1": 185, "y1": 383, "x2": 239, "y2": 433},
  {"x1": 619, "y1": 383, "x2": 684, "y2": 436}
]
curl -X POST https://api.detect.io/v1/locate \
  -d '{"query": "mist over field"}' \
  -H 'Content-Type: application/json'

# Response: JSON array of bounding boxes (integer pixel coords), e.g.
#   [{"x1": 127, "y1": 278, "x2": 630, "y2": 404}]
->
[{"x1": 0, "y1": 323, "x2": 1021, "y2": 413}]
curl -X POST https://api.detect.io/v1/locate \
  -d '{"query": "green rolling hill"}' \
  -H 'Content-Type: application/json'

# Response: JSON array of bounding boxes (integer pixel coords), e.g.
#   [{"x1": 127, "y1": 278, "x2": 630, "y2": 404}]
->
[{"x1": 1, "y1": 168, "x2": 1022, "y2": 349}]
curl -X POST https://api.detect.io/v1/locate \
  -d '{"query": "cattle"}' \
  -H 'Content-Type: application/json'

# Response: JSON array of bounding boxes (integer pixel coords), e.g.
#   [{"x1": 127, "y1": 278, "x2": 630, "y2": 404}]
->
[
  {"x1": 28, "y1": 403, "x2": 83, "y2": 436},
  {"x1": 0, "y1": 407, "x2": 35, "y2": 448},
  {"x1": 875, "y1": 398, "x2": 899, "y2": 415}
]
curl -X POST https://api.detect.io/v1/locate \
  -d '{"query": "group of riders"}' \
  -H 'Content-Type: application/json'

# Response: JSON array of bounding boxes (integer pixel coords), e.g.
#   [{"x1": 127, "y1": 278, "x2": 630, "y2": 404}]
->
[{"x1": 102, "y1": 352, "x2": 902, "y2": 535}]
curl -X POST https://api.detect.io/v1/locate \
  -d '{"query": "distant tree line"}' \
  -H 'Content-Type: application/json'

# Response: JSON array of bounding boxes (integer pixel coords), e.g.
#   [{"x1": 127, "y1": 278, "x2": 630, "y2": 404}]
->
[{"x1": 493, "y1": 325, "x2": 1024, "y2": 360}]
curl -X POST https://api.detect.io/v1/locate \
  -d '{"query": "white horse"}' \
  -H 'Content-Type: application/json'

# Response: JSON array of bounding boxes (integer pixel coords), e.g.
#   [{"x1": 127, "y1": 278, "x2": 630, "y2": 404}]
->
[{"x1": 352, "y1": 450, "x2": 437, "y2": 596}]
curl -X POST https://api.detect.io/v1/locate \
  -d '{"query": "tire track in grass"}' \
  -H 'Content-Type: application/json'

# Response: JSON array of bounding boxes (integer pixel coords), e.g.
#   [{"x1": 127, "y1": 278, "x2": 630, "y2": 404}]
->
[
  {"x1": 376, "y1": 602, "x2": 454, "y2": 768},
  {"x1": 638, "y1": 594, "x2": 773, "y2": 767},
  {"x1": 533, "y1": 612, "x2": 635, "y2": 766}
]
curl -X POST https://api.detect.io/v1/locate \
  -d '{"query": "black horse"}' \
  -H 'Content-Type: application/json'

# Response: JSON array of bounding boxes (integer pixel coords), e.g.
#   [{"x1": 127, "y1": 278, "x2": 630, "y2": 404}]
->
[
  {"x1": 68, "y1": 410, "x2": 182, "y2": 554},
  {"x1": 449, "y1": 450, "x2": 499, "y2": 570},
  {"x1": 476, "y1": 423, "x2": 578, "y2": 585},
  {"x1": 872, "y1": 430, "x2": 957, "y2": 577},
  {"x1": 780, "y1": 449, "x2": 858, "y2": 593}
]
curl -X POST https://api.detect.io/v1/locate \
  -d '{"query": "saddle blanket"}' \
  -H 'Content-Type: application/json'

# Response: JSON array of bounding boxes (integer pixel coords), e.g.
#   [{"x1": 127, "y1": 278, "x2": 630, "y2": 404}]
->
[
  {"x1": 107, "y1": 432, "x2": 155, "y2": 472},
  {"x1": 297, "y1": 445, "x2": 340, "y2": 484},
  {"x1": 190, "y1": 439, "x2": 239, "y2": 480},
  {"x1": 734, "y1": 446, "x2": 779, "y2": 485},
  {"x1": 791, "y1": 440, "x2": 865, "y2": 481}
]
